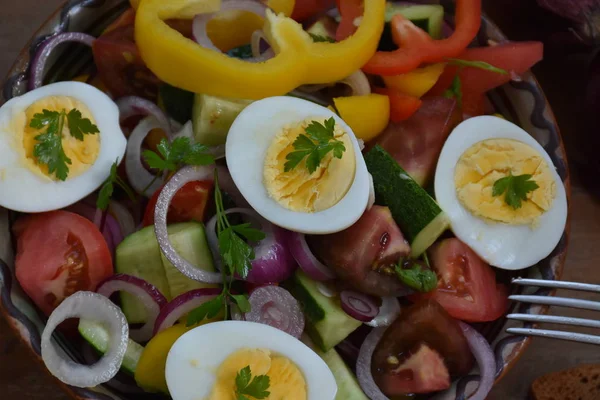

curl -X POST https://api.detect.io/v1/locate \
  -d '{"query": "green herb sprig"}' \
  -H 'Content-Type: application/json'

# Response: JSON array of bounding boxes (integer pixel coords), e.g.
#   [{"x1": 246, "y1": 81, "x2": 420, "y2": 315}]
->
[
  {"x1": 96, "y1": 159, "x2": 137, "y2": 210},
  {"x1": 30, "y1": 108, "x2": 99, "y2": 181},
  {"x1": 309, "y1": 33, "x2": 335, "y2": 43},
  {"x1": 492, "y1": 172, "x2": 539, "y2": 209},
  {"x1": 395, "y1": 259, "x2": 438, "y2": 293},
  {"x1": 284, "y1": 117, "x2": 346, "y2": 174},
  {"x1": 443, "y1": 58, "x2": 508, "y2": 107},
  {"x1": 235, "y1": 366, "x2": 270, "y2": 400},
  {"x1": 186, "y1": 172, "x2": 265, "y2": 326}
]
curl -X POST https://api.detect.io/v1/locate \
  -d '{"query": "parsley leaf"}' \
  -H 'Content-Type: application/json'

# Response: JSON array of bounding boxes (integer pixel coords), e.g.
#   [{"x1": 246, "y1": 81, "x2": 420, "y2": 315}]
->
[
  {"x1": 231, "y1": 294, "x2": 251, "y2": 313},
  {"x1": 30, "y1": 108, "x2": 99, "y2": 180},
  {"x1": 395, "y1": 260, "x2": 438, "y2": 292},
  {"x1": 186, "y1": 294, "x2": 224, "y2": 326},
  {"x1": 284, "y1": 117, "x2": 346, "y2": 174},
  {"x1": 447, "y1": 58, "x2": 508, "y2": 75},
  {"x1": 232, "y1": 223, "x2": 267, "y2": 243},
  {"x1": 235, "y1": 366, "x2": 270, "y2": 400},
  {"x1": 492, "y1": 173, "x2": 539, "y2": 209},
  {"x1": 309, "y1": 33, "x2": 335, "y2": 43},
  {"x1": 443, "y1": 75, "x2": 462, "y2": 107},
  {"x1": 219, "y1": 227, "x2": 255, "y2": 280},
  {"x1": 142, "y1": 137, "x2": 214, "y2": 175},
  {"x1": 66, "y1": 109, "x2": 99, "y2": 140},
  {"x1": 96, "y1": 159, "x2": 136, "y2": 210}
]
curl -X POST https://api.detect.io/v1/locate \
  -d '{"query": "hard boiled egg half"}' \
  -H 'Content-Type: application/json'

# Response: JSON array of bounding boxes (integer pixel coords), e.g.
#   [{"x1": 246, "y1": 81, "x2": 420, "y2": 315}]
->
[
  {"x1": 165, "y1": 321, "x2": 337, "y2": 400},
  {"x1": 435, "y1": 116, "x2": 567, "y2": 270},
  {"x1": 226, "y1": 97, "x2": 370, "y2": 234},
  {"x1": 0, "y1": 81, "x2": 126, "y2": 212}
]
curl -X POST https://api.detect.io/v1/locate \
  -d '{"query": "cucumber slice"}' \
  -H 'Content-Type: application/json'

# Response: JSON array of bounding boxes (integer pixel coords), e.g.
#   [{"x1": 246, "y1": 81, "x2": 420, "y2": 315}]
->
[
  {"x1": 116, "y1": 223, "x2": 217, "y2": 323},
  {"x1": 158, "y1": 83, "x2": 194, "y2": 124},
  {"x1": 159, "y1": 222, "x2": 218, "y2": 298},
  {"x1": 192, "y1": 94, "x2": 252, "y2": 146},
  {"x1": 385, "y1": 4, "x2": 444, "y2": 39},
  {"x1": 78, "y1": 319, "x2": 144, "y2": 375},
  {"x1": 288, "y1": 270, "x2": 361, "y2": 352},
  {"x1": 303, "y1": 336, "x2": 368, "y2": 400},
  {"x1": 116, "y1": 226, "x2": 170, "y2": 324},
  {"x1": 364, "y1": 145, "x2": 449, "y2": 257}
]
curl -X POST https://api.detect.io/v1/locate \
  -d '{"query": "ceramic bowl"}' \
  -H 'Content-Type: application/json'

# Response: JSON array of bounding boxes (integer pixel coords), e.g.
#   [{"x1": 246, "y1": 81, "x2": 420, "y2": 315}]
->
[{"x1": 0, "y1": 1, "x2": 570, "y2": 399}]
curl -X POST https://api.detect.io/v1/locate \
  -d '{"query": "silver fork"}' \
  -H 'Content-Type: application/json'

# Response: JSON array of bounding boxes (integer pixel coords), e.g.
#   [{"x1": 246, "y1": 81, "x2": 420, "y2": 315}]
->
[{"x1": 506, "y1": 278, "x2": 600, "y2": 345}]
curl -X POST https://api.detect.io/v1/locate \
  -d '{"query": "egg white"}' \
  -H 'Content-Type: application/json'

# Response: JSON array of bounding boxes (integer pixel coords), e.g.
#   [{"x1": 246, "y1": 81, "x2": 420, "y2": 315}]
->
[
  {"x1": 434, "y1": 116, "x2": 568, "y2": 270},
  {"x1": 165, "y1": 321, "x2": 337, "y2": 400},
  {"x1": 0, "y1": 82, "x2": 126, "y2": 212},
  {"x1": 226, "y1": 96, "x2": 370, "y2": 234}
]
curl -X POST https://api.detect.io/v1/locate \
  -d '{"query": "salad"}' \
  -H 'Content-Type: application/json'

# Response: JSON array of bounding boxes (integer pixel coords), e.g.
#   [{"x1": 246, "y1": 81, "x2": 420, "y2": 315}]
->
[{"x1": 0, "y1": 0, "x2": 568, "y2": 399}]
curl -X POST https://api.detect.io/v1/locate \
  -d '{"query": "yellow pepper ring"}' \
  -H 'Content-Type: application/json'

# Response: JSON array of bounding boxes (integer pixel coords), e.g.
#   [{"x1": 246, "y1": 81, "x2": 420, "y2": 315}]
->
[{"x1": 135, "y1": 0, "x2": 386, "y2": 99}]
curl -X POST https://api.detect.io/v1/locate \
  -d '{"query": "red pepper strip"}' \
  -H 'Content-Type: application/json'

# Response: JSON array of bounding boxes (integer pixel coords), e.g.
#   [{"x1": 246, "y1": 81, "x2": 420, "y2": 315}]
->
[
  {"x1": 375, "y1": 87, "x2": 422, "y2": 122},
  {"x1": 363, "y1": 0, "x2": 481, "y2": 76},
  {"x1": 335, "y1": 0, "x2": 363, "y2": 41}
]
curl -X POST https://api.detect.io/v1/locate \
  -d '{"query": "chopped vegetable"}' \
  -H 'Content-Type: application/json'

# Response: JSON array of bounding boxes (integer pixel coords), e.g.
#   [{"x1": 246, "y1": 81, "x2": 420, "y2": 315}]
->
[
  {"x1": 235, "y1": 365, "x2": 271, "y2": 400},
  {"x1": 97, "y1": 160, "x2": 136, "y2": 210},
  {"x1": 375, "y1": 87, "x2": 422, "y2": 122},
  {"x1": 143, "y1": 137, "x2": 214, "y2": 175},
  {"x1": 284, "y1": 118, "x2": 346, "y2": 174},
  {"x1": 382, "y1": 63, "x2": 446, "y2": 98},
  {"x1": 492, "y1": 173, "x2": 540, "y2": 209},
  {"x1": 332, "y1": 94, "x2": 389, "y2": 141},
  {"x1": 142, "y1": 180, "x2": 213, "y2": 226},
  {"x1": 134, "y1": 0, "x2": 386, "y2": 99},
  {"x1": 395, "y1": 259, "x2": 437, "y2": 292}
]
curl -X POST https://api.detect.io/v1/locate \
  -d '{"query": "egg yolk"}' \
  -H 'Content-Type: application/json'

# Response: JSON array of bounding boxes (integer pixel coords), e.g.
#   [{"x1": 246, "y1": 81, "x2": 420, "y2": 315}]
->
[
  {"x1": 263, "y1": 117, "x2": 355, "y2": 213},
  {"x1": 20, "y1": 96, "x2": 100, "y2": 180},
  {"x1": 454, "y1": 138, "x2": 556, "y2": 225},
  {"x1": 208, "y1": 348, "x2": 307, "y2": 400}
]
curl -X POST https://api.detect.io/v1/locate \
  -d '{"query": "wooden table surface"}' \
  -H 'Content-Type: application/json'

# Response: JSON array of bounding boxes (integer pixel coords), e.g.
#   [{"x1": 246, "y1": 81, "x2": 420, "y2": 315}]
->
[{"x1": 1, "y1": 0, "x2": 599, "y2": 399}]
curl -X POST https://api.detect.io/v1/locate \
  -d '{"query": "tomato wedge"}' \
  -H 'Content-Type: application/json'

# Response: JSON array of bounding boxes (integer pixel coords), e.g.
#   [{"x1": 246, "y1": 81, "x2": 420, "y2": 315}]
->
[
  {"x1": 13, "y1": 211, "x2": 113, "y2": 316},
  {"x1": 292, "y1": 0, "x2": 336, "y2": 22},
  {"x1": 411, "y1": 238, "x2": 508, "y2": 322},
  {"x1": 143, "y1": 180, "x2": 213, "y2": 226}
]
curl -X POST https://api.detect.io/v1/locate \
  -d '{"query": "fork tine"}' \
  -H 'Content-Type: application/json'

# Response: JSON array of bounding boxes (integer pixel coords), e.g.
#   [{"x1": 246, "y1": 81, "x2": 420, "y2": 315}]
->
[
  {"x1": 512, "y1": 278, "x2": 600, "y2": 293},
  {"x1": 506, "y1": 328, "x2": 600, "y2": 345},
  {"x1": 508, "y1": 295, "x2": 600, "y2": 311},
  {"x1": 506, "y1": 313, "x2": 600, "y2": 329}
]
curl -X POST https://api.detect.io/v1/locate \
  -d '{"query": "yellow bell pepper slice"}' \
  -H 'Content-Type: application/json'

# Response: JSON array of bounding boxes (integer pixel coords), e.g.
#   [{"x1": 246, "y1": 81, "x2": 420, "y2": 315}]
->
[
  {"x1": 382, "y1": 63, "x2": 446, "y2": 98},
  {"x1": 334, "y1": 94, "x2": 390, "y2": 142},
  {"x1": 135, "y1": 0, "x2": 385, "y2": 99},
  {"x1": 135, "y1": 324, "x2": 190, "y2": 394},
  {"x1": 131, "y1": 0, "x2": 294, "y2": 15}
]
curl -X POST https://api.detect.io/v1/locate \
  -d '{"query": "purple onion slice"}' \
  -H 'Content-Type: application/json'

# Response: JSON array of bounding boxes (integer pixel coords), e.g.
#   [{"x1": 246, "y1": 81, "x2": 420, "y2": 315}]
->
[
  {"x1": 154, "y1": 288, "x2": 222, "y2": 334},
  {"x1": 288, "y1": 231, "x2": 335, "y2": 281},
  {"x1": 340, "y1": 290, "x2": 380, "y2": 322},
  {"x1": 245, "y1": 286, "x2": 304, "y2": 338}
]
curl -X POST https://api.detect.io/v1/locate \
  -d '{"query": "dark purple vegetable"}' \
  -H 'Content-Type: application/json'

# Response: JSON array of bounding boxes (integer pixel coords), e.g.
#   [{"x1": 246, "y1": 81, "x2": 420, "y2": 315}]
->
[{"x1": 340, "y1": 290, "x2": 380, "y2": 322}]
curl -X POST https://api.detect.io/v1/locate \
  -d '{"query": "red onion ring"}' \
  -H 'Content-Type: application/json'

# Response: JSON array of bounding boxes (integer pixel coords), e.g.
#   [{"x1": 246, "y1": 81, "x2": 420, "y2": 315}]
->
[
  {"x1": 116, "y1": 96, "x2": 172, "y2": 136},
  {"x1": 456, "y1": 322, "x2": 496, "y2": 400},
  {"x1": 288, "y1": 231, "x2": 335, "y2": 281},
  {"x1": 357, "y1": 327, "x2": 390, "y2": 400},
  {"x1": 41, "y1": 291, "x2": 128, "y2": 387},
  {"x1": 245, "y1": 286, "x2": 305, "y2": 338},
  {"x1": 192, "y1": 0, "x2": 272, "y2": 63},
  {"x1": 365, "y1": 296, "x2": 400, "y2": 327},
  {"x1": 340, "y1": 290, "x2": 380, "y2": 322},
  {"x1": 29, "y1": 32, "x2": 95, "y2": 90},
  {"x1": 96, "y1": 274, "x2": 167, "y2": 342},
  {"x1": 68, "y1": 202, "x2": 122, "y2": 254},
  {"x1": 206, "y1": 208, "x2": 296, "y2": 283},
  {"x1": 108, "y1": 200, "x2": 136, "y2": 237},
  {"x1": 154, "y1": 288, "x2": 222, "y2": 334},
  {"x1": 126, "y1": 116, "x2": 167, "y2": 196},
  {"x1": 154, "y1": 165, "x2": 225, "y2": 283}
]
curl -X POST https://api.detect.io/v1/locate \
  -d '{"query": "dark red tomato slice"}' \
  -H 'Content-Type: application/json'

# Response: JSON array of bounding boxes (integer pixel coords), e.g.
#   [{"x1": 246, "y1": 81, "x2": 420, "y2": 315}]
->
[
  {"x1": 372, "y1": 299, "x2": 473, "y2": 396},
  {"x1": 411, "y1": 238, "x2": 509, "y2": 322},
  {"x1": 143, "y1": 180, "x2": 214, "y2": 226},
  {"x1": 372, "y1": 97, "x2": 462, "y2": 186},
  {"x1": 292, "y1": 0, "x2": 336, "y2": 22},
  {"x1": 13, "y1": 211, "x2": 113, "y2": 316},
  {"x1": 307, "y1": 205, "x2": 410, "y2": 296},
  {"x1": 92, "y1": 25, "x2": 160, "y2": 100}
]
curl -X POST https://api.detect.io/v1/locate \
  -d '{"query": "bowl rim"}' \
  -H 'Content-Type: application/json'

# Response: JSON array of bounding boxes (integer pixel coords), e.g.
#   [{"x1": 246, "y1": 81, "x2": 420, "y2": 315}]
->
[{"x1": 0, "y1": 1, "x2": 572, "y2": 399}]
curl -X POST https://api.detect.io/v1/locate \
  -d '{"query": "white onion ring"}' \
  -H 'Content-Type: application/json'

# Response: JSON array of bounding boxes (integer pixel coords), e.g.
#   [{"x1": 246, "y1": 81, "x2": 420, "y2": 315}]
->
[
  {"x1": 250, "y1": 30, "x2": 275, "y2": 62},
  {"x1": 357, "y1": 327, "x2": 390, "y2": 400},
  {"x1": 288, "y1": 231, "x2": 335, "y2": 281},
  {"x1": 126, "y1": 116, "x2": 165, "y2": 196},
  {"x1": 29, "y1": 32, "x2": 95, "y2": 90},
  {"x1": 367, "y1": 172, "x2": 375, "y2": 210},
  {"x1": 154, "y1": 165, "x2": 224, "y2": 283},
  {"x1": 154, "y1": 288, "x2": 222, "y2": 334},
  {"x1": 97, "y1": 274, "x2": 167, "y2": 342},
  {"x1": 340, "y1": 70, "x2": 372, "y2": 96},
  {"x1": 41, "y1": 292, "x2": 128, "y2": 387},
  {"x1": 365, "y1": 297, "x2": 401, "y2": 327},
  {"x1": 116, "y1": 96, "x2": 172, "y2": 136}
]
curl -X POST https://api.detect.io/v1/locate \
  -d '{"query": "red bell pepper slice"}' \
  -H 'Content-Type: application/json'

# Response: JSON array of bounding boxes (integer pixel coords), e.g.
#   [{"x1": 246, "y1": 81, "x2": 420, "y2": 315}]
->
[
  {"x1": 335, "y1": 0, "x2": 363, "y2": 41},
  {"x1": 363, "y1": 0, "x2": 481, "y2": 76},
  {"x1": 375, "y1": 87, "x2": 422, "y2": 122}
]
